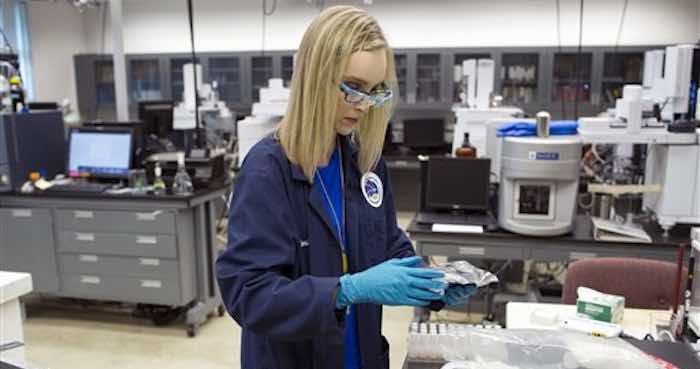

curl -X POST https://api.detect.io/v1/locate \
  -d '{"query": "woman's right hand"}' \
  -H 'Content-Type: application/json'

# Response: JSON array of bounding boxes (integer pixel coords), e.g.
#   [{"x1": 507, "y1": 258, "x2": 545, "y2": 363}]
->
[{"x1": 336, "y1": 256, "x2": 446, "y2": 307}]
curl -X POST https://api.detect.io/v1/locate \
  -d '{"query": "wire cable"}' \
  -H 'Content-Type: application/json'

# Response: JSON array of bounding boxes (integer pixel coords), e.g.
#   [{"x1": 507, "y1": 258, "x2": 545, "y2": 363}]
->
[
  {"x1": 613, "y1": 0, "x2": 629, "y2": 55},
  {"x1": 100, "y1": 3, "x2": 107, "y2": 55},
  {"x1": 555, "y1": 0, "x2": 566, "y2": 120},
  {"x1": 261, "y1": 0, "x2": 277, "y2": 56},
  {"x1": 186, "y1": 0, "x2": 203, "y2": 148},
  {"x1": 574, "y1": 0, "x2": 584, "y2": 120},
  {"x1": 0, "y1": 25, "x2": 16, "y2": 55}
]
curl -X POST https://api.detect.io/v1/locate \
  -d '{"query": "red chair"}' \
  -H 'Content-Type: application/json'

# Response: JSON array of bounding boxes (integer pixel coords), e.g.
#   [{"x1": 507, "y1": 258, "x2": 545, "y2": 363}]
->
[{"x1": 561, "y1": 257, "x2": 687, "y2": 310}]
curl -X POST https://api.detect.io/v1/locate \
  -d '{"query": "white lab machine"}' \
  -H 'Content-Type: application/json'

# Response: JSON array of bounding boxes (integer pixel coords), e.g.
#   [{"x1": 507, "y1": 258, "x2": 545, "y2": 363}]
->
[
  {"x1": 237, "y1": 78, "x2": 290, "y2": 164},
  {"x1": 578, "y1": 44, "x2": 700, "y2": 231},
  {"x1": 498, "y1": 135, "x2": 583, "y2": 236},
  {"x1": 173, "y1": 63, "x2": 235, "y2": 133},
  {"x1": 452, "y1": 58, "x2": 523, "y2": 158}
]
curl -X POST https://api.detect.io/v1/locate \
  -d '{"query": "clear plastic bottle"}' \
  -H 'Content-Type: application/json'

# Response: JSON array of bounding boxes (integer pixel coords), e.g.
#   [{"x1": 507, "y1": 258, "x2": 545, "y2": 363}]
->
[
  {"x1": 152, "y1": 162, "x2": 166, "y2": 195},
  {"x1": 172, "y1": 153, "x2": 193, "y2": 195}
]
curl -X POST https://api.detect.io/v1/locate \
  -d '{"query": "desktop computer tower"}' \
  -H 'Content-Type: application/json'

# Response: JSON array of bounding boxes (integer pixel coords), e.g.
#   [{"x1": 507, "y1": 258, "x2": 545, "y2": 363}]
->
[{"x1": 0, "y1": 111, "x2": 66, "y2": 192}]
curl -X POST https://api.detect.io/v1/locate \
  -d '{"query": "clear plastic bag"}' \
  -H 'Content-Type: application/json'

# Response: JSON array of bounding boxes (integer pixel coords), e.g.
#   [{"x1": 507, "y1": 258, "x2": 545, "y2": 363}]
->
[
  {"x1": 439, "y1": 328, "x2": 663, "y2": 369},
  {"x1": 433, "y1": 260, "x2": 499, "y2": 287}
]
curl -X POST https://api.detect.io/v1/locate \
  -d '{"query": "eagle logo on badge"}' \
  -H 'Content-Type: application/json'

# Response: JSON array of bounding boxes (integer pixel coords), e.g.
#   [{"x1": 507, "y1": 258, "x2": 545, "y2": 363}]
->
[{"x1": 361, "y1": 172, "x2": 383, "y2": 208}]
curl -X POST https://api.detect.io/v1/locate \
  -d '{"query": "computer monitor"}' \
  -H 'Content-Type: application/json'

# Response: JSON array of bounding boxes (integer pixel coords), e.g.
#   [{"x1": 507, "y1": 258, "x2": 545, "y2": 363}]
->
[
  {"x1": 425, "y1": 157, "x2": 491, "y2": 211},
  {"x1": 403, "y1": 118, "x2": 446, "y2": 149},
  {"x1": 67, "y1": 128, "x2": 133, "y2": 178},
  {"x1": 138, "y1": 100, "x2": 174, "y2": 138},
  {"x1": 83, "y1": 121, "x2": 144, "y2": 168}
]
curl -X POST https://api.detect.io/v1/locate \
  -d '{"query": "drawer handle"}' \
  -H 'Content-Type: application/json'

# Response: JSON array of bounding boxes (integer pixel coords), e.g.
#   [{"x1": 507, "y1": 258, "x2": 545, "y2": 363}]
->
[
  {"x1": 74, "y1": 211, "x2": 94, "y2": 219},
  {"x1": 80, "y1": 276, "x2": 101, "y2": 285},
  {"x1": 136, "y1": 211, "x2": 162, "y2": 221},
  {"x1": 459, "y1": 247, "x2": 485, "y2": 256},
  {"x1": 79, "y1": 254, "x2": 99, "y2": 263},
  {"x1": 11, "y1": 209, "x2": 32, "y2": 218},
  {"x1": 75, "y1": 233, "x2": 95, "y2": 242},
  {"x1": 139, "y1": 258, "x2": 160, "y2": 266},
  {"x1": 570, "y1": 252, "x2": 597, "y2": 260},
  {"x1": 140, "y1": 280, "x2": 162, "y2": 289},
  {"x1": 136, "y1": 236, "x2": 158, "y2": 245}
]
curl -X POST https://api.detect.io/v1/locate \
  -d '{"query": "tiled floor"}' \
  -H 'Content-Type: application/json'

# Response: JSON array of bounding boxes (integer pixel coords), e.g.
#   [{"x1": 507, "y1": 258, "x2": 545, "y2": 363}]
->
[{"x1": 19, "y1": 212, "x2": 419, "y2": 369}]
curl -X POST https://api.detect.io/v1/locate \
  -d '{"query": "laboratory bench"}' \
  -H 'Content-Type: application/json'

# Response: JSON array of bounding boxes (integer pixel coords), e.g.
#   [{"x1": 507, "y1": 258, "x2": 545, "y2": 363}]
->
[
  {"x1": 407, "y1": 214, "x2": 690, "y2": 263},
  {"x1": 0, "y1": 182, "x2": 230, "y2": 337},
  {"x1": 402, "y1": 302, "x2": 700, "y2": 369},
  {"x1": 401, "y1": 340, "x2": 700, "y2": 369}
]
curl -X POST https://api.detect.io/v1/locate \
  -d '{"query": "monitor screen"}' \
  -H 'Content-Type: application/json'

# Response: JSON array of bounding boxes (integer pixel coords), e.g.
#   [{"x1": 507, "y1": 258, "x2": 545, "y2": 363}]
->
[
  {"x1": 426, "y1": 157, "x2": 491, "y2": 210},
  {"x1": 68, "y1": 129, "x2": 133, "y2": 178},
  {"x1": 138, "y1": 101, "x2": 174, "y2": 138},
  {"x1": 403, "y1": 118, "x2": 445, "y2": 148}
]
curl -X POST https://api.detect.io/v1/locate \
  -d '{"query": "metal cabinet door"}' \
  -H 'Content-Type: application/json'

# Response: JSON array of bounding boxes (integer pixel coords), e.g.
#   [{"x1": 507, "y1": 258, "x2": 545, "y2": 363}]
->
[{"x1": 0, "y1": 208, "x2": 59, "y2": 293}]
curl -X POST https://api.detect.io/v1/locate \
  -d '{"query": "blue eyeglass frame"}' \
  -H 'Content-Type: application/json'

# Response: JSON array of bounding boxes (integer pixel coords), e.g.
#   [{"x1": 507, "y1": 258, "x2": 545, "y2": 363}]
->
[{"x1": 339, "y1": 81, "x2": 394, "y2": 107}]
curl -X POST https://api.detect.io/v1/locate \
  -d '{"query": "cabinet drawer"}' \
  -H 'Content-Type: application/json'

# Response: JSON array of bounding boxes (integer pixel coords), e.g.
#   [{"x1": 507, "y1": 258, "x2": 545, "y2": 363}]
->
[
  {"x1": 58, "y1": 254, "x2": 179, "y2": 280},
  {"x1": 421, "y1": 243, "x2": 525, "y2": 259},
  {"x1": 57, "y1": 231, "x2": 177, "y2": 258},
  {"x1": 60, "y1": 274, "x2": 189, "y2": 306},
  {"x1": 530, "y1": 248, "x2": 627, "y2": 262},
  {"x1": 55, "y1": 209, "x2": 176, "y2": 234}
]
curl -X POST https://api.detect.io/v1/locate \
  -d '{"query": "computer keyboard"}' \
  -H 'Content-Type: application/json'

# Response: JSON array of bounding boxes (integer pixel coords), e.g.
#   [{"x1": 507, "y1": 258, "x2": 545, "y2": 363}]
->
[
  {"x1": 45, "y1": 182, "x2": 111, "y2": 193},
  {"x1": 416, "y1": 211, "x2": 495, "y2": 226}
]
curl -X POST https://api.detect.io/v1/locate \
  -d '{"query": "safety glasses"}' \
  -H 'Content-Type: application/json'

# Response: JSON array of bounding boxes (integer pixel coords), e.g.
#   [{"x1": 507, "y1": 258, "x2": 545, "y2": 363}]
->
[{"x1": 339, "y1": 81, "x2": 393, "y2": 108}]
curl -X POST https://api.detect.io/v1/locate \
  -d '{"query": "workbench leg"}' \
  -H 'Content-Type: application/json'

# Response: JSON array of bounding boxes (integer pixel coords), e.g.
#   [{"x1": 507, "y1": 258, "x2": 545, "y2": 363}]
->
[{"x1": 185, "y1": 200, "x2": 222, "y2": 337}]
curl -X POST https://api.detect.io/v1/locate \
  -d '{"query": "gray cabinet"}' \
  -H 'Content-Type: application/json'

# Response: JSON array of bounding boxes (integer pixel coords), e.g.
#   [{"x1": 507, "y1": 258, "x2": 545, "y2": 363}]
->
[
  {"x1": 74, "y1": 46, "x2": 663, "y2": 121},
  {"x1": 0, "y1": 208, "x2": 59, "y2": 293}
]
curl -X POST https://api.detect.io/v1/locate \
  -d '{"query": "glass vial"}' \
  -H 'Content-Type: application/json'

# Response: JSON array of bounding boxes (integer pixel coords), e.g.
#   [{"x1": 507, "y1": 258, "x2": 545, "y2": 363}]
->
[{"x1": 172, "y1": 153, "x2": 193, "y2": 195}]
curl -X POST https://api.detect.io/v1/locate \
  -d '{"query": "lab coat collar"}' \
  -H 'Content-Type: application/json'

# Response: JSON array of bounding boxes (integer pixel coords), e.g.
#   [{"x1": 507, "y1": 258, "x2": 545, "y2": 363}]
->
[{"x1": 290, "y1": 135, "x2": 360, "y2": 182}]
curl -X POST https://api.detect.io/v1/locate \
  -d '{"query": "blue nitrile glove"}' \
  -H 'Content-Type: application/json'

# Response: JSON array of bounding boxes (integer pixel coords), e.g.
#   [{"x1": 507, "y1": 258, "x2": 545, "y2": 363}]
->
[
  {"x1": 336, "y1": 256, "x2": 447, "y2": 308},
  {"x1": 497, "y1": 121, "x2": 536, "y2": 137},
  {"x1": 441, "y1": 284, "x2": 478, "y2": 306},
  {"x1": 550, "y1": 120, "x2": 579, "y2": 135}
]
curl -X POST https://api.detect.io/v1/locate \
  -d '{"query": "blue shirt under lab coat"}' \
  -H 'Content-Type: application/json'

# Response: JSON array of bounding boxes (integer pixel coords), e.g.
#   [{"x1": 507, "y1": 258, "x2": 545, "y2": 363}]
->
[{"x1": 216, "y1": 135, "x2": 415, "y2": 369}]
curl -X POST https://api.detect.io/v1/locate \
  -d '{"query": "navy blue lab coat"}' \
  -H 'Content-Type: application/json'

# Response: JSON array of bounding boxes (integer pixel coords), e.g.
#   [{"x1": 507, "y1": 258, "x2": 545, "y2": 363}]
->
[{"x1": 216, "y1": 135, "x2": 415, "y2": 369}]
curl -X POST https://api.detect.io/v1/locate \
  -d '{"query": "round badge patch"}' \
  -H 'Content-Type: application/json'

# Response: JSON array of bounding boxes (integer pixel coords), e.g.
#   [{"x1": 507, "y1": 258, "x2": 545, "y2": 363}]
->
[{"x1": 361, "y1": 172, "x2": 383, "y2": 208}]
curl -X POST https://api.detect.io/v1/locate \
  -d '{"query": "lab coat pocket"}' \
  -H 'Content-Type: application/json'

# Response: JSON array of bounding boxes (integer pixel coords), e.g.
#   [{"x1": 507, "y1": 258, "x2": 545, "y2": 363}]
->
[{"x1": 293, "y1": 238, "x2": 311, "y2": 277}]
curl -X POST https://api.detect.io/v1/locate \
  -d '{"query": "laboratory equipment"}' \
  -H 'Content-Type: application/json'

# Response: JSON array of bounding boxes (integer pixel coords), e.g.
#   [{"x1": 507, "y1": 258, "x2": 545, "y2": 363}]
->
[
  {"x1": 461, "y1": 59, "x2": 494, "y2": 109},
  {"x1": 409, "y1": 327, "x2": 662, "y2": 369},
  {"x1": 451, "y1": 107, "x2": 522, "y2": 159},
  {"x1": 415, "y1": 157, "x2": 494, "y2": 226},
  {"x1": 536, "y1": 111, "x2": 550, "y2": 137},
  {"x1": 146, "y1": 151, "x2": 226, "y2": 190},
  {"x1": 152, "y1": 162, "x2": 166, "y2": 194},
  {"x1": 67, "y1": 127, "x2": 133, "y2": 179},
  {"x1": 172, "y1": 152, "x2": 194, "y2": 195},
  {"x1": 451, "y1": 58, "x2": 524, "y2": 158},
  {"x1": 172, "y1": 63, "x2": 235, "y2": 136},
  {"x1": 498, "y1": 131, "x2": 582, "y2": 236},
  {"x1": 128, "y1": 169, "x2": 147, "y2": 190},
  {"x1": 454, "y1": 132, "x2": 476, "y2": 157},
  {"x1": 237, "y1": 78, "x2": 289, "y2": 164},
  {"x1": 0, "y1": 111, "x2": 66, "y2": 192},
  {"x1": 578, "y1": 44, "x2": 700, "y2": 231},
  {"x1": 84, "y1": 121, "x2": 145, "y2": 169},
  {"x1": 402, "y1": 118, "x2": 446, "y2": 153}
]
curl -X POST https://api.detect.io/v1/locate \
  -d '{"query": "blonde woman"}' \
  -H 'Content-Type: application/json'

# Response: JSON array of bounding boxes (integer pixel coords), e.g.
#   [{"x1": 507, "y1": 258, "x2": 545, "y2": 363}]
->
[{"x1": 216, "y1": 6, "x2": 474, "y2": 369}]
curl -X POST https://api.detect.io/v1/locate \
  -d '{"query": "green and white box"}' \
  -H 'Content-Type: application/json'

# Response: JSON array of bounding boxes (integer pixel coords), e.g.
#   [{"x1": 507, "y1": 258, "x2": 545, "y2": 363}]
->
[{"x1": 575, "y1": 287, "x2": 625, "y2": 323}]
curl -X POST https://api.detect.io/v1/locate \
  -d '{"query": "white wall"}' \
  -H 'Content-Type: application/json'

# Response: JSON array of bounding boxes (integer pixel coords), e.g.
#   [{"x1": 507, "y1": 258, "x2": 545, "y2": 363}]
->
[
  {"x1": 27, "y1": 0, "x2": 700, "y2": 110},
  {"x1": 100, "y1": 0, "x2": 700, "y2": 54},
  {"x1": 27, "y1": 2, "x2": 89, "y2": 108}
]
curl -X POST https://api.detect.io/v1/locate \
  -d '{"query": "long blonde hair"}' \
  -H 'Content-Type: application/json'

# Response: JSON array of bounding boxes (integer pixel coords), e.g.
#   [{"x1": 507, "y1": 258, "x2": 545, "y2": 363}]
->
[{"x1": 277, "y1": 5, "x2": 397, "y2": 181}]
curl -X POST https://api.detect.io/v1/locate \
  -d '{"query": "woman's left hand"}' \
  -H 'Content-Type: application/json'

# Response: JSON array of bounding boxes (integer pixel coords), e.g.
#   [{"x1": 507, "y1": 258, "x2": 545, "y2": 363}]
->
[{"x1": 441, "y1": 285, "x2": 478, "y2": 306}]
